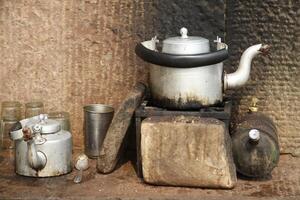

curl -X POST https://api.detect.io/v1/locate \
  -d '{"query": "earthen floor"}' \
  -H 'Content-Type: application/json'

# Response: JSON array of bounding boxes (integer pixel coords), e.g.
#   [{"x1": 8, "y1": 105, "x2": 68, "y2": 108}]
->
[{"x1": 0, "y1": 149, "x2": 299, "y2": 200}]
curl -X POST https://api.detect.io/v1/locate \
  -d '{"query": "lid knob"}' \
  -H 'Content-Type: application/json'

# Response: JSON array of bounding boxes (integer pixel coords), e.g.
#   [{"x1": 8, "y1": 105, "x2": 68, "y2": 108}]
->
[
  {"x1": 180, "y1": 27, "x2": 188, "y2": 39},
  {"x1": 248, "y1": 129, "x2": 260, "y2": 143},
  {"x1": 39, "y1": 114, "x2": 48, "y2": 123}
]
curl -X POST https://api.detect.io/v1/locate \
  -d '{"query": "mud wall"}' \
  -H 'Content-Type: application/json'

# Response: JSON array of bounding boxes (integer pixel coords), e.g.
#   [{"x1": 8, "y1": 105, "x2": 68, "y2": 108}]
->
[
  {"x1": 0, "y1": 0, "x2": 298, "y2": 155},
  {"x1": 0, "y1": 0, "x2": 151, "y2": 147},
  {"x1": 0, "y1": 0, "x2": 224, "y2": 147}
]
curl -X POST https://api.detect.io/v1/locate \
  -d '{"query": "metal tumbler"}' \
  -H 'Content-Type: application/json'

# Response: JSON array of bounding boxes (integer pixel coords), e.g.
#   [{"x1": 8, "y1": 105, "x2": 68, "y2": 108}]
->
[{"x1": 83, "y1": 104, "x2": 114, "y2": 159}]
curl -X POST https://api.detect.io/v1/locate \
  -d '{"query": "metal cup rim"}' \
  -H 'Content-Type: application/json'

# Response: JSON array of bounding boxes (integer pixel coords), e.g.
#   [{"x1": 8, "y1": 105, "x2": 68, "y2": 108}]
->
[{"x1": 83, "y1": 104, "x2": 114, "y2": 114}]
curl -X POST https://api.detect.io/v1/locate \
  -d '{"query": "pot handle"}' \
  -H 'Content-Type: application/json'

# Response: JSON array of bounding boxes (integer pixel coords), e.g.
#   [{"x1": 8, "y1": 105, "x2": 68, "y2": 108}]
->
[{"x1": 135, "y1": 43, "x2": 229, "y2": 68}]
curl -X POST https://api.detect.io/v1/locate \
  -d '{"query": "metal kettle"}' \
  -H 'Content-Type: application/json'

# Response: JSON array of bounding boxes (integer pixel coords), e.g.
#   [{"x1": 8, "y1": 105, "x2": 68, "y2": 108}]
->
[
  {"x1": 135, "y1": 27, "x2": 270, "y2": 109},
  {"x1": 10, "y1": 114, "x2": 72, "y2": 177}
]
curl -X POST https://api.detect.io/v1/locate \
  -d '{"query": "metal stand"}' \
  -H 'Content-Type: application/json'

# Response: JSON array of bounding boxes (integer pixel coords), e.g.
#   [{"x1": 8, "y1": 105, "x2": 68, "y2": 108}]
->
[{"x1": 134, "y1": 100, "x2": 232, "y2": 178}]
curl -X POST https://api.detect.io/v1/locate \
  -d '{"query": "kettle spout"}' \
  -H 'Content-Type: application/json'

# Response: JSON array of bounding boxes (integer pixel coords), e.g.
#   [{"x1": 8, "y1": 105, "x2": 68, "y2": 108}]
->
[
  {"x1": 23, "y1": 127, "x2": 47, "y2": 170},
  {"x1": 224, "y1": 44, "x2": 270, "y2": 90},
  {"x1": 27, "y1": 140, "x2": 47, "y2": 170}
]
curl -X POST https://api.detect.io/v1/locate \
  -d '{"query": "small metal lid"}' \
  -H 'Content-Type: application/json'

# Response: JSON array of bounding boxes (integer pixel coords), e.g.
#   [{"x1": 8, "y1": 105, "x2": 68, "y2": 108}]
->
[
  {"x1": 39, "y1": 119, "x2": 61, "y2": 134},
  {"x1": 33, "y1": 114, "x2": 61, "y2": 134},
  {"x1": 162, "y1": 27, "x2": 210, "y2": 55}
]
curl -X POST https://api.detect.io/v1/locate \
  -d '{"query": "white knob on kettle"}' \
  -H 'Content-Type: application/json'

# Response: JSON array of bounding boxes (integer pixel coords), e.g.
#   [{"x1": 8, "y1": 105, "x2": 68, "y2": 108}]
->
[
  {"x1": 39, "y1": 114, "x2": 48, "y2": 123},
  {"x1": 180, "y1": 27, "x2": 188, "y2": 38}
]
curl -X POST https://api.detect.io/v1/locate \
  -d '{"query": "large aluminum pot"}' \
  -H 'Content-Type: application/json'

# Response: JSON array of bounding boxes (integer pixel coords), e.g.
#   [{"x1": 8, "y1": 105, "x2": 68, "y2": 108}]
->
[{"x1": 135, "y1": 27, "x2": 269, "y2": 109}]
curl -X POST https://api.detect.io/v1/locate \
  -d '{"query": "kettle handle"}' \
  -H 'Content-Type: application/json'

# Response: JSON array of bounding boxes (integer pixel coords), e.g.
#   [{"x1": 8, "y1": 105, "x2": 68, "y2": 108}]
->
[
  {"x1": 9, "y1": 115, "x2": 42, "y2": 141},
  {"x1": 135, "y1": 42, "x2": 229, "y2": 68}
]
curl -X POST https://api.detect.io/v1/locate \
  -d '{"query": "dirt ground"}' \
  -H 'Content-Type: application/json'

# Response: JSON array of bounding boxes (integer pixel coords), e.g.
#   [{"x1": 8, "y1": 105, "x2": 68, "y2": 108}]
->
[{"x1": 0, "y1": 149, "x2": 299, "y2": 200}]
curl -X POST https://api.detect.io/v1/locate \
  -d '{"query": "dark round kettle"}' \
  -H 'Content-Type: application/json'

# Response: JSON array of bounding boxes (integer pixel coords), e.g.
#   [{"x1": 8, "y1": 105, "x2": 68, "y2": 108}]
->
[{"x1": 231, "y1": 98, "x2": 280, "y2": 178}]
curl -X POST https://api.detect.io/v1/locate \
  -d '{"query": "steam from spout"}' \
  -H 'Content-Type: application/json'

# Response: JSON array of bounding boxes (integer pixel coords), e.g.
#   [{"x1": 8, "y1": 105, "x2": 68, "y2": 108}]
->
[{"x1": 224, "y1": 44, "x2": 269, "y2": 90}]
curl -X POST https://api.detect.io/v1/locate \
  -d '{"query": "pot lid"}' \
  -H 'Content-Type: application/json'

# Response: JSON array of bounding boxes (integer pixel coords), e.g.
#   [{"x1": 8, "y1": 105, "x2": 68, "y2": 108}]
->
[
  {"x1": 31, "y1": 114, "x2": 61, "y2": 134},
  {"x1": 162, "y1": 27, "x2": 210, "y2": 55}
]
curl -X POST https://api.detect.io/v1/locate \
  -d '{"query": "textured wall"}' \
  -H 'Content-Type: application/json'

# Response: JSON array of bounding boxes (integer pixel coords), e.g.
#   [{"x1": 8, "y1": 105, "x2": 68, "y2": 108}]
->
[
  {"x1": 226, "y1": 0, "x2": 300, "y2": 155},
  {"x1": 0, "y1": 0, "x2": 224, "y2": 148},
  {"x1": 1, "y1": 0, "x2": 298, "y2": 155},
  {"x1": 152, "y1": 0, "x2": 225, "y2": 41},
  {"x1": 0, "y1": 0, "x2": 151, "y2": 147}
]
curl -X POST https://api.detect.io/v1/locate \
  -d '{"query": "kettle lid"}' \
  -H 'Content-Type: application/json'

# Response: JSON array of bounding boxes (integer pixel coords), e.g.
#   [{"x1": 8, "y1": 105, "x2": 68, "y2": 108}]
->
[
  {"x1": 39, "y1": 119, "x2": 61, "y2": 134},
  {"x1": 32, "y1": 114, "x2": 61, "y2": 134},
  {"x1": 162, "y1": 27, "x2": 210, "y2": 55}
]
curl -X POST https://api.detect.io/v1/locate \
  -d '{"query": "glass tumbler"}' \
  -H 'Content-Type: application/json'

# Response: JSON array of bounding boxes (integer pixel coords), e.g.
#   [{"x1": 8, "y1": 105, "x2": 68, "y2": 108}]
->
[
  {"x1": 25, "y1": 101, "x2": 44, "y2": 118},
  {"x1": 1, "y1": 101, "x2": 22, "y2": 149},
  {"x1": 48, "y1": 111, "x2": 71, "y2": 132},
  {"x1": 1, "y1": 101, "x2": 22, "y2": 121}
]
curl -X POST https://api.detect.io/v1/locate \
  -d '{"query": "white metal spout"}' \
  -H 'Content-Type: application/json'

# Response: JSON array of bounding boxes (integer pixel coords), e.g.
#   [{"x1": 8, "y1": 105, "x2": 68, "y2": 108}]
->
[
  {"x1": 224, "y1": 44, "x2": 270, "y2": 90},
  {"x1": 27, "y1": 139, "x2": 47, "y2": 170},
  {"x1": 25, "y1": 124, "x2": 47, "y2": 170}
]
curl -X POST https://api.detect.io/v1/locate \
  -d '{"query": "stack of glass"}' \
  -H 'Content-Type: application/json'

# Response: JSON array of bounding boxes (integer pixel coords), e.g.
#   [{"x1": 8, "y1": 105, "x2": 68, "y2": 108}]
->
[
  {"x1": 25, "y1": 101, "x2": 44, "y2": 118},
  {"x1": 0, "y1": 101, "x2": 71, "y2": 150},
  {"x1": 0, "y1": 101, "x2": 22, "y2": 149}
]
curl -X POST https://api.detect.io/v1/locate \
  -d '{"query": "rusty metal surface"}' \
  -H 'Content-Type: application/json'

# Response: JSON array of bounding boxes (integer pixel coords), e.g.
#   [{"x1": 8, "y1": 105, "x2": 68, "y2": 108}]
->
[
  {"x1": 150, "y1": 94, "x2": 223, "y2": 110},
  {"x1": 136, "y1": 100, "x2": 232, "y2": 120},
  {"x1": 0, "y1": 149, "x2": 299, "y2": 199}
]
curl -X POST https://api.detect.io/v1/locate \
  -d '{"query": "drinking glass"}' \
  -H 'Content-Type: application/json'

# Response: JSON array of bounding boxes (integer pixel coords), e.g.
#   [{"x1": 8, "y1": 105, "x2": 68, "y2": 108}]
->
[{"x1": 25, "y1": 101, "x2": 44, "y2": 118}]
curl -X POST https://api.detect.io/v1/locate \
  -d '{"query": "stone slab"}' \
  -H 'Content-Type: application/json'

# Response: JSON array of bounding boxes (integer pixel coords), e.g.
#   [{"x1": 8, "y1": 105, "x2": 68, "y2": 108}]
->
[
  {"x1": 141, "y1": 116, "x2": 237, "y2": 188},
  {"x1": 97, "y1": 83, "x2": 146, "y2": 174}
]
